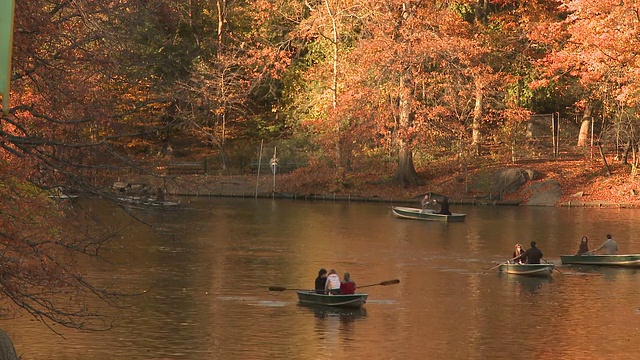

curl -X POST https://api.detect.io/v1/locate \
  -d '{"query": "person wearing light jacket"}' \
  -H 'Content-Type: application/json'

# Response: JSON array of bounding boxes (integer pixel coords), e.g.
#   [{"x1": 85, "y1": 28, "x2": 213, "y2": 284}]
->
[{"x1": 325, "y1": 269, "x2": 341, "y2": 294}]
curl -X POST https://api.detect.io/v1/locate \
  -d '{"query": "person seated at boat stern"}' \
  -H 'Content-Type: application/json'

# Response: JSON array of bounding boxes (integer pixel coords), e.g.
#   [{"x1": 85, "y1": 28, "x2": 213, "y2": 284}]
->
[
  {"x1": 576, "y1": 236, "x2": 590, "y2": 255},
  {"x1": 512, "y1": 244, "x2": 526, "y2": 264},
  {"x1": 524, "y1": 241, "x2": 543, "y2": 264},
  {"x1": 593, "y1": 234, "x2": 618, "y2": 255},
  {"x1": 325, "y1": 269, "x2": 341, "y2": 294},
  {"x1": 434, "y1": 196, "x2": 452, "y2": 215},
  {"x1": 315, "y1": 268, "x2": 328, "y2": 294},
  {"x1": 339, "y1": 272, "x2": 356, "y2": 295},
  {"x1": 422, "y1": 192, "x2": 452, "y2": 215}
]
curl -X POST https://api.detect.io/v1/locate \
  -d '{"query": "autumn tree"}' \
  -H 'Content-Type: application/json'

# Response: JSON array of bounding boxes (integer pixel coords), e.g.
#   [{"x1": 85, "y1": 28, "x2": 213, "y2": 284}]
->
[
  {"x1": 1, "y1": 0, "x2": 161, "y2": 335},
  {"x1": 322, "y1": 1, "x2": 491, "y2": 187},
  {"x1": 281, "y1": 0, "x2": 366, "y2": 183},
  {"x1": 114, "y1": 0, "x2": 293, "y2": 169},
  {"x1": 286, "y1": 0, "x2": 561, "y2": 188},
  {"x1": 533, "y1": 0, "x2": 640, "y2": 158}
]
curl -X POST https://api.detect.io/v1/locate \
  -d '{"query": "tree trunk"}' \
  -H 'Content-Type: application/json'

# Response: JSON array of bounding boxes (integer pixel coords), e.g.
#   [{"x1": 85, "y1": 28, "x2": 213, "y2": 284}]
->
[
  {"x1": 472, "y1": 80, "x2": 484, "y2": 155},
  {"x1": 394, "y1": 145, "x2": 423, "y2": 187},
  {"x1": 622, "y1": 140, "x2": 631, "y2": 165},
  {"x1": 597, "y1": 142, "x2": 612, "y2": 176},
  {"x1": 393, "y1": 90, "x2": 423, "y2": 186},
  {"x1": 577, "y1": 104, "x2": 592, "y2": 146},
  {"x1": 0, "y1": 328, "x2": 18, "y2": 360},
  {"x1": 324, "y1": 0, "x2": 343, "y2": 169}
]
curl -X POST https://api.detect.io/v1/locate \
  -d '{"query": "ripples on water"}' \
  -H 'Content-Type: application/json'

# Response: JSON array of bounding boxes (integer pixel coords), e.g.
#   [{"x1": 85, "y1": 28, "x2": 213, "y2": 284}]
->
[{"x1": 5, "y1": 199, "x2": 640, "y2": 359}]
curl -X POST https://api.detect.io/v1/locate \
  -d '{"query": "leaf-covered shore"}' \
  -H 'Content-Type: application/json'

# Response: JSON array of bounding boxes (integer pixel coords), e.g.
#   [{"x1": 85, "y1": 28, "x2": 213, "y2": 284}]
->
[{"x1": 158, "y1": 156, "x2": 640, "y2": 208}]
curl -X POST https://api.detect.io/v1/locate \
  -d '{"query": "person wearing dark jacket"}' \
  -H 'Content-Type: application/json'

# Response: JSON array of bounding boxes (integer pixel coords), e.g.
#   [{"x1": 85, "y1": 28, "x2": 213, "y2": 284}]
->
[
  {"x1": 435, "y1": 196, "x2": 452, "y2": 215},
  {"x1": 525, "y1": 241, "x2": 543, "y2": 264},
  {"x1": 576, "y1": 236, "x2": 590, "y2": 255},
  {"x1": 314, "y1": 268, "x2": 328, "y2": 294}
]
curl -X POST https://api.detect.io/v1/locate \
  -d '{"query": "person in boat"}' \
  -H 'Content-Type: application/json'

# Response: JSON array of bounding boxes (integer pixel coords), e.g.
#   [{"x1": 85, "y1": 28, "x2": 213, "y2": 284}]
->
[
  {"x1": 593, "y1": 234, "x2": 618, "y2": 255},
  {"x1": 576, "y1": 236, "x2": 590, "y2": 255},
  {"x1": 315, "y1": 268, "x2": 328, "y2": 294},
  {"x1": 423, "y1": 192, "x2": 452, "y2": 215},
  {"x1": 512, "y1": 244, "x2": 526, "y2": 264},
  {"x1": 524, "y1": 241, "x2": 543, "y2": 264},
  {"x1": 339, "y1": 272, "x2": 356, "y2": 295},
  {"x1": 421, "y1": 194, "x2": 432, "y2": 211},
  {"x1": 156, "y1": 187, "x2": 165, "y2": 202},
  {"x1": 325, "y1": 269, "x2": 341, "y2": 295},
  {"x1": 434, "y1": 196, "x2": 452, "y2": 215}
]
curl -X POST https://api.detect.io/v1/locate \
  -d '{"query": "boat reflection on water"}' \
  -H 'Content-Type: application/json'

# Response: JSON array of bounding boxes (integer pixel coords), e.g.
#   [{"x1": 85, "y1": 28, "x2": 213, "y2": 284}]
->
[
  {"x1": 499, "y1": 272, "x2": 554, "y2": 294},
  {"x1": 300, "y1": 304, "x2": 367, "y2": 340},
  {"x1": 298, "y1": 303, "x2": 368, "y2": 321},
  {"x1": 560, "y1": 265, "x2": 640, "y2": 282}
]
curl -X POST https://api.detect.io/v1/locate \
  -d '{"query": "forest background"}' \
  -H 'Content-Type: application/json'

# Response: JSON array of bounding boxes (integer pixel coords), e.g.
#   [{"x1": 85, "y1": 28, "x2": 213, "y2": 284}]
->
[{"x1": 1, "y1": 0, "x2": 640, "y2": 345}]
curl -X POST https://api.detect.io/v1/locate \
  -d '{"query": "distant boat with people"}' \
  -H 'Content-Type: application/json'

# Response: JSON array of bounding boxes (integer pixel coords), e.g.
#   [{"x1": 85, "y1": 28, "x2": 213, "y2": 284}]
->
[
  {"x1": 560, "y1": 254, "x2": 640, "y2": 267},
  {"x1": 391, "y1": 206, "x2": 467, "y2": 222}
]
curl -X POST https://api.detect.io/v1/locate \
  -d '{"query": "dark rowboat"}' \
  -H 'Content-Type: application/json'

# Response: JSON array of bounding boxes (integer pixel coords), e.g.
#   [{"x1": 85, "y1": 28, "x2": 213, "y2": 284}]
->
[
  {"x1": 498, "y1": 263, "x2": 554, "y2": 277},
  {"x1": 560, "y1": 254, "x2": 640, "y2": 267},
  {"x1": 118, "y1": 196, "x2": 180, "y2": 209},
  {"x1": 48, "y1": 194, "x2": 79, "y2": 200},
  {"x1": 391, "y1": 206, "x2": 466, "y2": 222},
  {"x1": 295, "y1": 291, "x2": 368, "y2": 309}
]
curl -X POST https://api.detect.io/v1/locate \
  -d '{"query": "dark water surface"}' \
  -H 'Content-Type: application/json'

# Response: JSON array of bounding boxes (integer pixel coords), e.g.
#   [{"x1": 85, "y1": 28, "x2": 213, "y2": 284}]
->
[{"x1": 4, "y1": 198, "x2": 640, "y2": 359}]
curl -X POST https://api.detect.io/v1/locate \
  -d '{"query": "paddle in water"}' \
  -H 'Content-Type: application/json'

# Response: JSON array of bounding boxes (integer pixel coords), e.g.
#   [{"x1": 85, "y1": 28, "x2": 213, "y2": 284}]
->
[
  {"x1": 269, "y1": 279, "x2": 400, "y2": 292},
  {"x1": 543, "y1": 258, "x2": 564, "y2": 274},
  {"x1": 486, "y1": 255, "x2": 522, "y2": 272},
  {"x1": 357, "y1": 279, "x2": 400, "y2": 288},
  {"x1": 268, "y1": 286, "x2": 310, "y2": 292}
]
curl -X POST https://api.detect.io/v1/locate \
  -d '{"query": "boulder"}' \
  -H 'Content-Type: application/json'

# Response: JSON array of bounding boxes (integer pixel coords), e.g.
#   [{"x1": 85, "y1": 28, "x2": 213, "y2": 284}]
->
[
  {"x1": 0, "y1": 328, "x2": 18, "y2": 360},
  {"x1": 491, "y1": 168, "x2": 542, "y2": 198},
  {"x1": 524, "y1": 179, "x2": 563, "y2": 206}
]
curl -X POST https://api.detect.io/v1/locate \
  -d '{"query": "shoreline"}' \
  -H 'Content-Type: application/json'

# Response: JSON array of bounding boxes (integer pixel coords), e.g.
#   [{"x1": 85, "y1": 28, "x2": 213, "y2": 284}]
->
[{"x1": 164, "y1": 187, "x2": 637, "y2": 209}]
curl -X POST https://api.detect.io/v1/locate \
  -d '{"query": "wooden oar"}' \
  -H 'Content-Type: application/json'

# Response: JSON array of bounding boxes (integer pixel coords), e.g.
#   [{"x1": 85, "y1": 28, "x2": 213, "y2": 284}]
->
[
  {"x1": 543, "y1": 258, "x2": 564, "y2": 274},
  {"x1": 268, "y1": 286, "x2": 310, "y2": 292},
  {"x1": 269, "y1": 279, "x2": 400, "y2": 292},
  {"x1": 485, "y1": 255, "x2": 521, "y2": 273},
  {"x1": 357, "y1": 279, "x2": 400, "y2": 289}
]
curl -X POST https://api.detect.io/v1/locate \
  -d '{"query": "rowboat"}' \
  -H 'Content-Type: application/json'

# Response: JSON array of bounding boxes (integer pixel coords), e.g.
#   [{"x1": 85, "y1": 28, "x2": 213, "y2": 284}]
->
[
  {"x1": 295, "y1": 290, "x2": 368, "y2": 309},
  {"x1": 498, "y1": 263, "x2": 554, "y2": 277},
  {"x1": 118, "y1": 196, "x2": 180, "y2": 209},
  {"x1": 391, "y1": 206, "x2": 466, "y2": 222},
  {"x1": 48, "y1": 194, "x2": 79, "y2": 200},
  {"x1": 560, "y1": 254, "x2": 640, "y2": 267}
]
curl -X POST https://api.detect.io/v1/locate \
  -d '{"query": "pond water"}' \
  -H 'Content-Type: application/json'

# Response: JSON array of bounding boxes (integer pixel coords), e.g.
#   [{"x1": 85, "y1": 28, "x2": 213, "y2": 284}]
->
[{"x1": 3, "y1": 198, "x2": 640, "y2": 359}]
